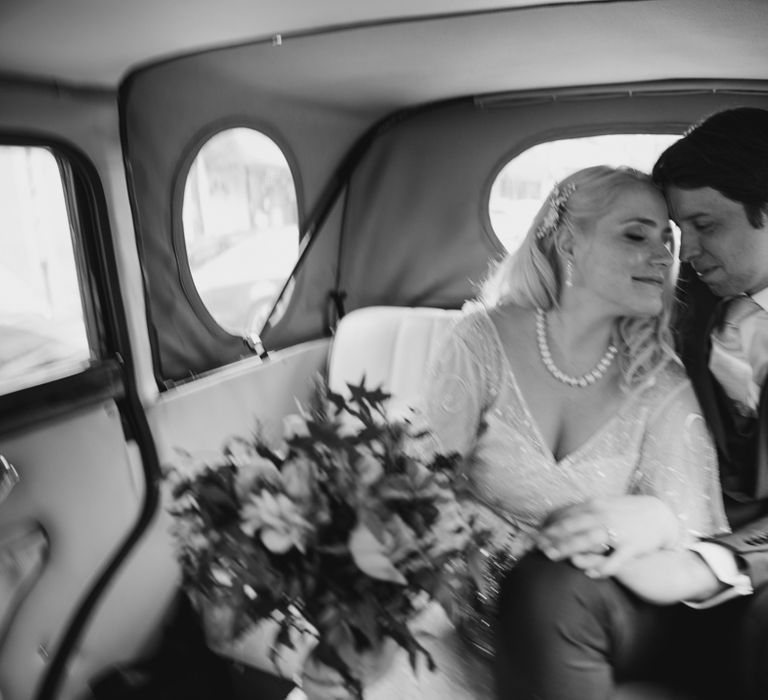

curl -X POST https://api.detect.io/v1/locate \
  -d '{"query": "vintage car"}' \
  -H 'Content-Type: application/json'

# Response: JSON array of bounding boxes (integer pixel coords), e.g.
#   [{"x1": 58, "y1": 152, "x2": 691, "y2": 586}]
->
[{"x1": 1, "y1": 1, "x2": 767, "y2": 699}]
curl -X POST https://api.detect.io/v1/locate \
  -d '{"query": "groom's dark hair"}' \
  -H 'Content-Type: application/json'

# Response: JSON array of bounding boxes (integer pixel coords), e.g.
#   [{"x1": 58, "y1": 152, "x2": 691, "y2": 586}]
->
[{"x1": 652, "y1": 106, "x2": 768, "y2": 228}]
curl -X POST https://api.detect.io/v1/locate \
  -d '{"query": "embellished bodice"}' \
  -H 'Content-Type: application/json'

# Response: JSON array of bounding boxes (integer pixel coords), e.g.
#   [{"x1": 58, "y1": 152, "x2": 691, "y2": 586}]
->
[{"x1": 423, "y1": 307, "x2": 727, "y2": 548}]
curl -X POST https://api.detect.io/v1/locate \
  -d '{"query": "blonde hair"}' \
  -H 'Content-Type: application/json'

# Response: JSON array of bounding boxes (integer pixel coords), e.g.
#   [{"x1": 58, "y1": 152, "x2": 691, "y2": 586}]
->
[{"x1": 482, "y1": 165, "x2": 677, "y2": 389}]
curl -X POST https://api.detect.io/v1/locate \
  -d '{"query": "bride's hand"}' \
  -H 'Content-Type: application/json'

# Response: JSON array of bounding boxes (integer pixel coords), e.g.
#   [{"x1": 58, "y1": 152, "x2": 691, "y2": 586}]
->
[{"x1": 534, "y1": 496, "x2": 681, "y2": 576}]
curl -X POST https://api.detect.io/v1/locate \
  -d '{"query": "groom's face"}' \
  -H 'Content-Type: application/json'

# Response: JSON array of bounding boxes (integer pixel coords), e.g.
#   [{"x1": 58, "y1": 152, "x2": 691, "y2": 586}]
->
[{"x1": 667, "y1": 185, "x2": 768, "y2": 298}]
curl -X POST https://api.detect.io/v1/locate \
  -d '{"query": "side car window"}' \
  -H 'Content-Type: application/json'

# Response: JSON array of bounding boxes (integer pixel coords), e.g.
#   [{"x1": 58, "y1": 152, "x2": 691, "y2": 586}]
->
[{"x1": 0, "y1": 145, "x2": 91, "y2": 395}]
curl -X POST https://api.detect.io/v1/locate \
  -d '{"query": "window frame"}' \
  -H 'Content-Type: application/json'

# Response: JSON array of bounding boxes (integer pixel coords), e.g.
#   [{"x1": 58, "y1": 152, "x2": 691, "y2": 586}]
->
[
  {"x1": 0, "y1": 134, "x2": 128, "y2": 433},
  {"x1": 172, "y1": 120, "x2": 304, "y2": 346}
]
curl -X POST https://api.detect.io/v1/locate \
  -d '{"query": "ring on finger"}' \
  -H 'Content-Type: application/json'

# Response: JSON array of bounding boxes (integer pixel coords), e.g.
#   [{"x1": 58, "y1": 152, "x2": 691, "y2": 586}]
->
[{"x1": 602, "y1": 525, "x2": 618, "y2": 554}]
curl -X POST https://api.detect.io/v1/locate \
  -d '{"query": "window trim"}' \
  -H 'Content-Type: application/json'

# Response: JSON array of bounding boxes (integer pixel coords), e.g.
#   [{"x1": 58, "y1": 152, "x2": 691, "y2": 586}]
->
[
  {"x1": 0, "y1": 134, "x2": 126, "y2": 431},
  {"x1": 0, "y1": 360, "x2": 124, "y2": 437}
]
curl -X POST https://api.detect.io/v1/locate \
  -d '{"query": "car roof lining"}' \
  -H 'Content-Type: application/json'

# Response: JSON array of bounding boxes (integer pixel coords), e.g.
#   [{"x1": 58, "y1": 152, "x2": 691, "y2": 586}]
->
[
  {"x1": 119, "y1": 0, "x2": 768, "y2": 118},
  {"x1": 0, "y1": 1, "x2": 648, "y2": 88},
  {"x1": 2, "y1": 0, "x2": 766, "y2": 103}
]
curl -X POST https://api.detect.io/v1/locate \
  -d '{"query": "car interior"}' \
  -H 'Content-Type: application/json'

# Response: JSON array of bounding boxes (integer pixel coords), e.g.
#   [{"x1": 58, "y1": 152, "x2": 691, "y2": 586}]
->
[{"x1": 1, "y1": 1, "x2": 767, "y2": 699}]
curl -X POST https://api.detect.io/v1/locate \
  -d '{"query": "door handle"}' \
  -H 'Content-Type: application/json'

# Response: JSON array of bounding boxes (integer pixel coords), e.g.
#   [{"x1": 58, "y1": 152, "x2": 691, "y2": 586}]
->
[{"x1": 0, "y1": 456, "x2": 19, "y2": 504}]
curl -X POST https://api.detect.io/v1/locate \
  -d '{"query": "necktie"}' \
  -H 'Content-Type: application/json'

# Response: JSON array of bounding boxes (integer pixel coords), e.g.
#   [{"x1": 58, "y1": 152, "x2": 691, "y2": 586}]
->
[{"x1": 709, "y1": 295, "x2": 768, "y2": 417}]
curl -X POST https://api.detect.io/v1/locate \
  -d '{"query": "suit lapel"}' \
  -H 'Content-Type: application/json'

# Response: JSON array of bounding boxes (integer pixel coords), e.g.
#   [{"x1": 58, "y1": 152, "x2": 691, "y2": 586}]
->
[
  {"x1": 692, "y1": 342, "x2": 732, "y2": 463},
  {"x1": 686, "y1": 296, "x2": 732, "y2": 462}
]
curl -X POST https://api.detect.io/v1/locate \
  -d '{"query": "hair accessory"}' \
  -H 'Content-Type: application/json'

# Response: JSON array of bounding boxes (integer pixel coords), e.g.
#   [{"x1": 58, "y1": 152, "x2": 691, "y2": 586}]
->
[
  {"x1": 536, "y1": 182, "x2": 576, "y2": 240},
  {"x1": 535, "y1": 308, "x2": 617, "y2": 388}
]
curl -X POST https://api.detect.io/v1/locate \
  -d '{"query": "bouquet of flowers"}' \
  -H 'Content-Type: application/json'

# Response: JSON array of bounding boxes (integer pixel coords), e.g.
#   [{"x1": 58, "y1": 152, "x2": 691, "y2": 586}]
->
[{"x1": 167, "y1": 380, "x2": 478, "y2": 698}]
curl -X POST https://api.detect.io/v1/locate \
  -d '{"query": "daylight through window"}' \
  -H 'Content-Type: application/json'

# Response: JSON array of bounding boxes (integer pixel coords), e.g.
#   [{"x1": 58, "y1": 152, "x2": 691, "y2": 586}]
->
[
  {"x1": 489, "y1": 134, "x2": 681, "y2": 253},
  {"x1": 0, "y1": 146, "x2": 91, "y2": 394},
  {"x1": 182, "y1": 128, "x2": 299, "y2": 337}
]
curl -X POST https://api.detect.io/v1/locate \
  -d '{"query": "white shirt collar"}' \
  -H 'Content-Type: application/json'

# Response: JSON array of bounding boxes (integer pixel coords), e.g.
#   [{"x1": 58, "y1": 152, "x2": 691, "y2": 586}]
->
[{"x1": 751, "y1": 287, "x2": 768, "y2": 312}]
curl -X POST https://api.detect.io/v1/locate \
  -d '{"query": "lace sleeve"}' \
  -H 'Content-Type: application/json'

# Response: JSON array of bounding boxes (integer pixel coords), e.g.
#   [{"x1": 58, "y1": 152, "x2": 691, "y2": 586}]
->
[
  {"x1": 418, "y1": 316, "x2": 496, "y2": 457},
  {"x1": 631, "y1": 378, "x2": 730, "y2": 543}
]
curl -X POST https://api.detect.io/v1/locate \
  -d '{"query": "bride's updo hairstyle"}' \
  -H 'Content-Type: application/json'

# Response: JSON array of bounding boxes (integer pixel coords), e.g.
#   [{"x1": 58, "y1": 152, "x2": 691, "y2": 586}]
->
[{"x1": 482, "y1": 165, "x2": 677, "y2": 389}]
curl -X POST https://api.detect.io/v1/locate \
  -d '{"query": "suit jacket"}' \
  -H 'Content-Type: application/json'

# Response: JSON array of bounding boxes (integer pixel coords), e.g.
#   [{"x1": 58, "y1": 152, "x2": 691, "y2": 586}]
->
[{"x1": 676, "y1": 265, "x2": 768, "y2": 588}]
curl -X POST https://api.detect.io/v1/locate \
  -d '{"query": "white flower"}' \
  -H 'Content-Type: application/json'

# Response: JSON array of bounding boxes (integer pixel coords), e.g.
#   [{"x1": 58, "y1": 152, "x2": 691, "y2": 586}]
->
[
  {"x1": 211, "y1": 567, "x2": 233, "y2": 586},
  {"x1": 170, "y1": 516, "x2": 210, "y2": 554},
  {"x1": 281, "y1": 455, "x2": 314, "y2": 500},
  {"x1": 241, "y1": 491, "x2": 311, "y2": 553},
  {"x1": 234, "y1": 454, "x2": 281, "y2": 499},
  {"x1": 355, "y1": 446, "x2": 383, "y2": 487},
  {"x1": 283, "y1": 414, "x2": 310, "y2": 440},
  {"x1": 186, "y1": 532, "x2": 210, "y2": 553},
  {"x1": 349, "y1": 513, "x2": 422, "y2": 584},
  {"x1": 335, "y1": 410, "x2": 365, "y2": 437},
  {"x1": 349, "y1": 523, "x2": 408, "y2": 585}
]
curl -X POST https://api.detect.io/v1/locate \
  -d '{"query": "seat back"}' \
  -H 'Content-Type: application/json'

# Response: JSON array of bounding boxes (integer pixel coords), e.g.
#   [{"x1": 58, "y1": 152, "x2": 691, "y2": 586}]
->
[{"x1": 327, "y1": 306, "x2": 461, "y2": 413}]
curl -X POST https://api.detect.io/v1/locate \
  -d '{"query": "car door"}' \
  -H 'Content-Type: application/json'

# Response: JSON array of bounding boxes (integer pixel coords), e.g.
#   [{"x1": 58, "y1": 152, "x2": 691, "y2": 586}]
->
[{"x1": 0, "y1": 81, "x2": 165, "y2": 700}]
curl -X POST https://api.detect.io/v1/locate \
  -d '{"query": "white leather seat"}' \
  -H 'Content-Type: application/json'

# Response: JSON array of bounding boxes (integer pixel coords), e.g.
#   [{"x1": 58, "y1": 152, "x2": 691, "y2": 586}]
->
[{"x1": 327, "y1": 306, "x2": 461, "y2": 413}]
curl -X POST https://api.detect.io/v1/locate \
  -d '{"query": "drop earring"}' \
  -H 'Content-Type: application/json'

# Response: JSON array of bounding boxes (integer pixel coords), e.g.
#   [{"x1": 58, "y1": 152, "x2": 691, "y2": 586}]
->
[{"x1": 565, "y1": 259, "x2": 574, "y2": 288}]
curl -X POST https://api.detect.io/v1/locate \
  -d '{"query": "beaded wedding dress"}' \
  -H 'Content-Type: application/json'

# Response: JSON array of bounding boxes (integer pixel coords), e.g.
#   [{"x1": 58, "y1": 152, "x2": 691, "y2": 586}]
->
[{"x1": 356, "y1": 306, "x2": 730, "y2": 700}]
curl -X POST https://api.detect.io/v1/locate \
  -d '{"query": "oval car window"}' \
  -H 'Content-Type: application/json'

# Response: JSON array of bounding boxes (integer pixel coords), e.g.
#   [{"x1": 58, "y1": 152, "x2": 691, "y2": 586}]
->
[
  {"x1": 182, "y1": 128, "x2": 299, "y2": 336},
  {"x1": 489, "y1": 134, "x2": 681, "y2": 254}
]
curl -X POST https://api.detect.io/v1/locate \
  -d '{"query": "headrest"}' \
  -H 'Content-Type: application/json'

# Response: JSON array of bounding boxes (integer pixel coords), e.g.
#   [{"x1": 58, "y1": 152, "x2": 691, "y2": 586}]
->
[{"x1": 327, "y1": 306, "x2": 461, "y2": 412}]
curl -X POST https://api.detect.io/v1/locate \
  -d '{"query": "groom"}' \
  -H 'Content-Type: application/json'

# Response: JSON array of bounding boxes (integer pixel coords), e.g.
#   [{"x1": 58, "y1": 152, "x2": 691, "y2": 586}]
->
[
  {"x1": 651, "y1": 106, "x2": 768, "y2": 694},
  {"x1": 494, "y1": 107, "x2": 768, "y2": 700}
]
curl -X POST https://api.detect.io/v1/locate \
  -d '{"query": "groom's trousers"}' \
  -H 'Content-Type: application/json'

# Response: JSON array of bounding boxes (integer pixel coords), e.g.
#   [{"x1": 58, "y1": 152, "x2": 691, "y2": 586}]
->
[{"x1": 494, "y1": 551, "x2": 768, "y2": 700}]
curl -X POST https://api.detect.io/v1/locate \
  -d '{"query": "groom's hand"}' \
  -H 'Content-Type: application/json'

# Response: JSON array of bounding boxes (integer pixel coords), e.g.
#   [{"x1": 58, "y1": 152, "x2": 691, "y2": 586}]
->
[{"x1": 534, "y1": 495, "x2": 680, "y2": 575}]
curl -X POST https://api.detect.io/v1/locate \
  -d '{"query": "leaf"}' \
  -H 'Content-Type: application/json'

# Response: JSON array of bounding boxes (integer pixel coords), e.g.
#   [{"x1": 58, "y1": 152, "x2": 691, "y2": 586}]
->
[
  {"x1": 352, "y1": 599, "x2": 380, "y2": 646},
  {"x1": 324, "y1": 618, "x2": 353, "y2": 651},
  {"x1": 317, "y1": 605, "x2": 342, "y2": 632},
  {"x1": 345, "y1": 379, "x2": 391, "y2": 413},
  {"x1": 367, "y1": 386, "x2": 391, "y2": 406},
  {"x1": 386, "y1": 620, "x2": 435, "y2": 672},
  {"x1": 348, "y1": 525, "x2": 407, "y2": 585},
  {"x1": 311, "y1": 639, "x2": 363, "y2": 699},
  {"x1": 326, "y1": 389, "x2": 347, "y2": 413},
  {"x1": 346, "y1": 378, "x2": 369, "y2": 404}
]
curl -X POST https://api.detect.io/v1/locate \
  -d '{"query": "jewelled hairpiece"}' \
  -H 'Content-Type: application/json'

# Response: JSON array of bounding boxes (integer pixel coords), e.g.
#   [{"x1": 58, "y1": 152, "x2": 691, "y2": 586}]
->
[{"x1": 535, "y1": 182, "x2": 576, "y2": 239}]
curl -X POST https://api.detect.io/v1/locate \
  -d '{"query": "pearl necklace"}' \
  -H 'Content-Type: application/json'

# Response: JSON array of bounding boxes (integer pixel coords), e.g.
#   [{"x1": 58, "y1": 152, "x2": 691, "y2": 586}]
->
[{"x1": 535, "y1": 308, "x2": 617, "y2": 388}]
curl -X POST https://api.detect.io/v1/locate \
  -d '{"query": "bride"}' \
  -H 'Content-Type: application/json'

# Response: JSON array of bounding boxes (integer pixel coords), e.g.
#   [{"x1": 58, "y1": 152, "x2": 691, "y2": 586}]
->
[{"x1": 300, "y1": 165, "x2": 729, "y2": 699}]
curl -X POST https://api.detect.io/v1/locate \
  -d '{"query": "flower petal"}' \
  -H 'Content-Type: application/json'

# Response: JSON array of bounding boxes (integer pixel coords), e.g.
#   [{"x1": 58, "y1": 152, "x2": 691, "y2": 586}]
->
[
  {"x1": 262, "y1": 528, "x2": 295, "y2": 553},
  {"x1": 283, "y1": 414, "x2": 310, "y2": 440}
]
